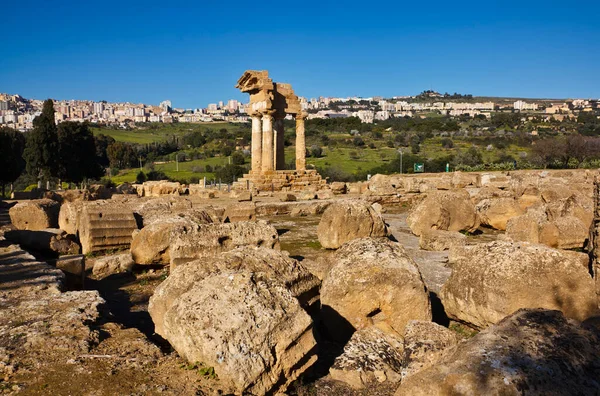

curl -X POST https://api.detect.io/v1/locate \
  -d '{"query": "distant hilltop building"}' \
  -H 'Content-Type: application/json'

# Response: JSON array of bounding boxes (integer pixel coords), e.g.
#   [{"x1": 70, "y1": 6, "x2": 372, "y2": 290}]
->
[
  {"x1": 159, "y1": 100, "x2": 172, "y2": 112},
  {"x1": 514, "y1": 100, "x2": 538, "y2": 111}
]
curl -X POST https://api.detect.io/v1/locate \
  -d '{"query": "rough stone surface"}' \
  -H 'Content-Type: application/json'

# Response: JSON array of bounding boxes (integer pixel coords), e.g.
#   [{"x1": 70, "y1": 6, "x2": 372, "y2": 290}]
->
[
  {"x1": 149, "y1": 248, "x2": 318, "y2": 395},
  {"x1": 407, "y1": 190, "x2": 479, "y2": 236},
  {"x1": 321, "y1": 238, "x2": 431, "y2": 341},
  {"x1": 150, "y1": 247, "x2": 320, "y2": 337},
  {"x1": 476, "y1": 197, "x2": 524, "y2": 230},
  {"x1": 401, "y1": 320, "x2": 459, "y2": 379},
  {"x1": 396, "y1": 309, "x2": 600, "y2": 396},
  {"x1": 92, "y1": 253, "x2": 135, "y2": 278},
  {"x1": 130, "y1": 211, "x2": 215, "y2": 265},
  {"x1": 169, "y1": 220, "x2": 280, "y2": 268},
  {"x1": 419, "y1": 230, "x2": 467, "y2": 251},
  {"x1": 317, "y1": 200, "x2": 389, "y2": 249},
  {"x1": 329, "y1": 327, "x2": 404, "y2": 389},
  {"x1": 223, "y1": 202, "x2": 256, "y2": 222},
  {"x1": 9, "y1": 199, "x2": 60, "y2": 231},
  {"x1": 441, "y1": 241, "x2": 598, "y2": 329},
  {"x1": 58, "y1": 200, "x2": 84, "y2": 235},
  {"x1": 78, "y1": 202, "x2": 138, "y2": 254}
]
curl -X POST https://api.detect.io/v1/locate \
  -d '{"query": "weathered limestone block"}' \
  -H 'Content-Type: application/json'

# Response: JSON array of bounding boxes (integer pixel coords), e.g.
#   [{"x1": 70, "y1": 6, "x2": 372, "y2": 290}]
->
[
  {"x1": 9, "y1": 199, "x2": 60, "y2": 231},
  {"x1": 441, "y1": 241, "x2": 598, "y2": 329},
  {"x1": 4, "y1": 229, "x2": 80, "y2": 256},
  {"x1": 419, "y1": 229, "x2": 467, "y2": 251},
  {"x1": 130, "y1": 196, "x2": 195, "y2": 227},
  {"x1": 223, "y1": 202, "x2": 256, "y2": 222},
  {"x1": 475, "y1": 197, "x2": 524, "y2": 230},
  {"x1": 230, "y1": 190, "x2": 252, "y2": 202},
  {"x1": 330, "y1": 182, "x2": 348, "y2": 194},
  {"x1": 278, "y1": 192, "x2": 297, "y2": 202},
  {"x1": 329, "y1": 327, "x2": 404, "y2": 389},
  {"x1": 149, "y1": 247, "x2": 318, "y2": 394},
  {"x1": 169, "y1": 220, "x2": 280, "y2": 268},
  {"x1": 91, "y1": 253, "x2": 135, "y2": 278},
  {"x1": 78, "y1": 203, "x2": 138, "y2": 254},
  {"x1": 150, "y1": 247, "x2": 320, "y2": 336},
  {"x1": 55, "y1": 254, "x2": 85, "y2": 288},
  {"x1": 321, "y1": 238, "x2": 431, "y2": 342},
  {"x1": 317, "y1": 200, "x2": 388, "y2": 249},
  {"x1": 407, "y1": 190, "x2": 479, "y2": 236},
  {"x1": 317, "y1": 190, "x2": 334, "y2": 200},
  {"x1": 58, "y1": 200, "x2": 84, "y2": 235},
  {"x1": 452, "y1": 171, "x2": 480, "y2": 188},
  {"x1": 401, "y1": 320, "x2": 459, "y2": 379},
  {"x1": 141, "y1": 181, "x2": 184, "y2": 197},
  {"x1": 396, "y1": 309, "x2": 600, "y2": 396},
  {"x1": 130, "y1": 212, "x2": 214, "y2": 265}
]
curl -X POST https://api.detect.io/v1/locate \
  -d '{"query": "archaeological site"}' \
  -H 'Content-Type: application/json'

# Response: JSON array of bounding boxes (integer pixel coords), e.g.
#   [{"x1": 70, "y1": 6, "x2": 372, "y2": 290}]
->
[{"x1": 1, "y1": 73, "x2": 600, "y2": 395}]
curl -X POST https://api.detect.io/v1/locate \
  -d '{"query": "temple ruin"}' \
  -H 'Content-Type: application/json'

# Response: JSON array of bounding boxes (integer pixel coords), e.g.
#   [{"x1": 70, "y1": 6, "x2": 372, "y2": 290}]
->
[{"x1": 232, "y1": 70, "x2": 326, "y2": 191}]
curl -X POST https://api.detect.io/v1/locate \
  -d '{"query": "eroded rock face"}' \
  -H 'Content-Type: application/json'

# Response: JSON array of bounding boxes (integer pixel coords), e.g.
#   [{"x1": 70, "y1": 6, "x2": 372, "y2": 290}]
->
[
  {"x1": 169, "y1": 220, "x2": 280, "y2": 268},
  {"x1": 149, "y1": 247, "x2": 320, "y2": 337},
  {"x1": 321, "y1": 238, "x2": 431, "y2": 342},
  {"x1": 149, "y1": 248, "x2": 319, "y2": 395},
  {"x1": 9, "y1": 199, "x2": 60, "y2": 231},
  {"x1": 441, "y1": 241, "x2": 598, "y2": 329},
  {"x1": 419, "y1": 230, "x2": 467, "y2": 251},
  {"x1": 130, "y1": 211, "x2": 215, "y2": 265},
  {"x1": 396, "y1": 309, "x2": 600, "y2": 396},
  {"x1": 407, "y1": 190, "x2": 479, "y2": 236},
  {"x1": 401, "y1": 320, "x2": 459, "y2": 379},
  {"x1": 78, "y1": 202, "x2": 138, "y2": 255},
  {"x1": 223, "y1": 202, "x2": 256, "y2": 223},
  {"x1": 476, "y1": 197, "x2": 524, "y2": 230},
  {"x1": 317, "y1": 200, "x2": 388, "y2": 249},
  {"x1": 329, "y1": 326, "x2": 404, "y2": 389}
]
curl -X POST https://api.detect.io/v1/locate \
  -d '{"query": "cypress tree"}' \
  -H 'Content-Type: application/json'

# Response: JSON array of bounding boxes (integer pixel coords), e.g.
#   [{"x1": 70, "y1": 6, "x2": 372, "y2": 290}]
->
[{"x1": 23, "y1": 99, "x2": 59, "y2": 183}]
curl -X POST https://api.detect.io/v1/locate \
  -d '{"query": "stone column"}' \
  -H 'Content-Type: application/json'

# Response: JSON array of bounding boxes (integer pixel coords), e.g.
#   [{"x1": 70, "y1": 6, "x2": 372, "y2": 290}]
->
[
  {"x1": 274, "y1": 118, "x2": 285, "y2": 170},
  {"x1": 295, "y1": 113, "x2": 307, "y2": 171},
  {"x1": 251, "y1": 114, "x2": 262, "y2": 174},
  {"x1": 261, "y1": 111, "x2": 275, "y2": 172}
]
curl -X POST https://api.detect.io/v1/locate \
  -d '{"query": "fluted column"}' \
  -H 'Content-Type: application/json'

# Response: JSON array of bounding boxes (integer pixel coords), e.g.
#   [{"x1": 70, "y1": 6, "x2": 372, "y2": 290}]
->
[
  {"x1": 251, "y1": 114, "x2": 262, "y2": 174},
  {"x1": 274, "y1": 118, "x2": 285, "y2": 170},
  {"x1": 295, "y1": 112, "x2": 307, "y2": 171},
  {"x1": 261, "y1": 111, "x2": 275, "y2": 172}
]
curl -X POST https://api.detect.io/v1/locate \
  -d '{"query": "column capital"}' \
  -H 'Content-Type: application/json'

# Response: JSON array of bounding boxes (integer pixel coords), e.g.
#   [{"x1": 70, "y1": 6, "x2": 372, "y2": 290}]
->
[
  {"x1": 261, "y1": 109, "x2": 276, "y2": 118},
  {"x1": 295, "y1": 112, "x2": 308, "y2": 120}
]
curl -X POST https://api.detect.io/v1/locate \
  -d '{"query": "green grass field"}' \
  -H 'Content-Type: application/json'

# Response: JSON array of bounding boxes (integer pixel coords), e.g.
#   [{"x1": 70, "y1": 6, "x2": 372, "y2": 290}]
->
[{"x1": 91, "y1": 122, "x2": 230, "y2": 144}]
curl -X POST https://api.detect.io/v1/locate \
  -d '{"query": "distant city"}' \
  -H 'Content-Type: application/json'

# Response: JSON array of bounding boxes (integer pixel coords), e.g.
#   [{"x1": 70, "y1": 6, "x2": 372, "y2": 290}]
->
[{"x1": 0, "y1": 91, "x2": 598, "y2": 132}]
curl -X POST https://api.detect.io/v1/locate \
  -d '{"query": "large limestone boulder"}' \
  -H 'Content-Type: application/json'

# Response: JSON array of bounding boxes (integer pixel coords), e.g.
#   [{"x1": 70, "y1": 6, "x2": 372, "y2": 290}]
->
[
  {"x1": 475, "y1": 197, "x2": 524, "y2": 230},
  {"x1": 149, "y1": 248, "x2": 319, "y2": 395},
  {"x1": 130, "y1": 211, "x2": 215, "y2": 265},
  {"x1": 401, "y1": 320, "x2": 459, "y2": 379},
  {"x1": 396, "y1": 309, "x2": 600, "y2": 396},
  {"x1": 321, "y1": 238, "x2": 431, "y2": 342},
  {"x1": 317, "y1": 200, "x2": 388, "y2": 249},
  {"x1": 9, "y1": 199, "x2": 60, "y2": 231},
  {"x1": 169, "y1": 220, "x2": 280, "y2": 268},
  {"x1": 150, "y1": 247, "x2": 320, "y2": 338},
  {"x1": 141, "y1": 180, "x2": 184, "y2": 197},
  {"x1": 441, "y1": 241, "x2": 598, "y2": 329},
  {"x1": 329, "y1": 326, "x2": 404, "y2": 389},
  {"x1": 129, "y1": 196, "x2": 195, "y2": 226},
  {"x1": 419, "y1": 230, "x2": 467, "y2": 251},
  {"x1": 406, "y1": 190, "x2": 479, "y2": 236}
]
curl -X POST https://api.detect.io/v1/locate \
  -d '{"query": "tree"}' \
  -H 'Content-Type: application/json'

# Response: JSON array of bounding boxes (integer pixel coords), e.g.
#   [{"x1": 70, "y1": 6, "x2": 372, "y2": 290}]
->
[
  {"x1": 23, "y1": 99, "x2": 59, "y2": 182},
  {"x1": 454, "y1": 146, "x2": 483, "y2": 167},
  {"x1": 0, "y1": 127, "x2": 26, "y2": 197},
  {"x1": 94, "y1": 134, "x2": 116, "y2": 167},
  {"x1": 531, "y1": 138, "x2": 566, "y2": 168},
  {"x1": 231, "y1": 151, "x2": 245, "y2": 165},
  {"x1": 107, "y1": 142, "x2": 137, "y2": 169},
  {"x1": 57, "y1": 122, "x2": 103, "y2": 183},
  {"x1": 136, "y1": 171, "x2": 147, "y2": 184}
]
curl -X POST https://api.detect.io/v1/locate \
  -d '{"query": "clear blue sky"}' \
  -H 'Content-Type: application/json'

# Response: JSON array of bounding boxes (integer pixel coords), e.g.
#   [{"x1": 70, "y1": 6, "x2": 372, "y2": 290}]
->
[{"x1": 1, "y1": 0, "x2": 598, "y2": 108}]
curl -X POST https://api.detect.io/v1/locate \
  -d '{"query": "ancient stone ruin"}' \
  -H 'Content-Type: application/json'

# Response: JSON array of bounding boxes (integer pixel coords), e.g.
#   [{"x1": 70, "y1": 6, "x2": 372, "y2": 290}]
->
[{"x1": 232, "y1": 70, "x2": 327, "y2": 192}]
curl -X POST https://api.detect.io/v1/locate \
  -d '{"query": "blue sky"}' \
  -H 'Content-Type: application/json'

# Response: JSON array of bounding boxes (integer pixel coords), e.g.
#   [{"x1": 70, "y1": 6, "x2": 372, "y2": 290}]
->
[{"x1": 1, "y1": 0, "x2": 598, "y2": 108}]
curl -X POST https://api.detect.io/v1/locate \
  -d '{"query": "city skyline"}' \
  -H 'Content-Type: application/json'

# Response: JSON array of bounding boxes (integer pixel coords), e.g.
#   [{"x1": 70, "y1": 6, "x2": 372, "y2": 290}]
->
[{"x1": 1, "y1": 1, "x2": 598, "y2": 108}]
